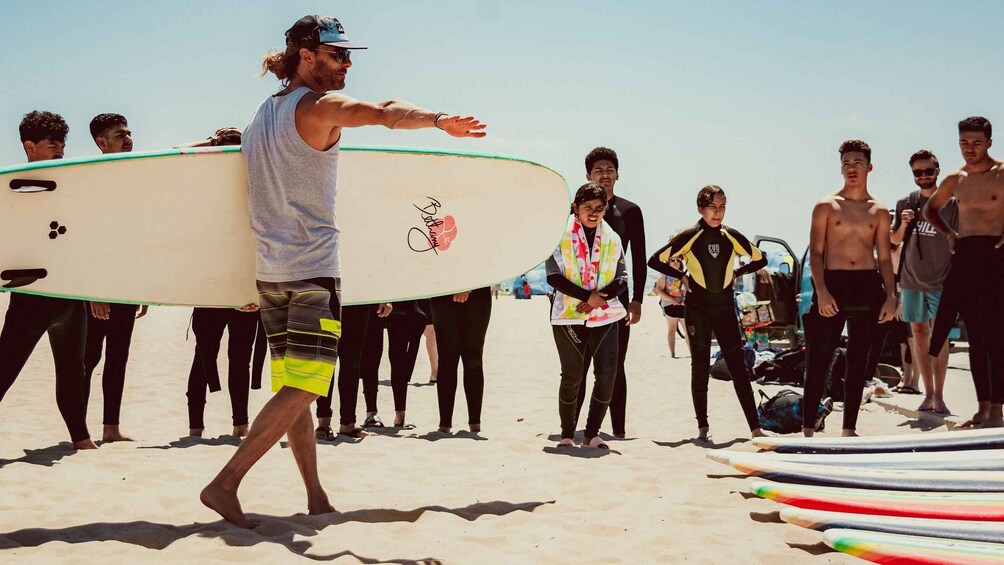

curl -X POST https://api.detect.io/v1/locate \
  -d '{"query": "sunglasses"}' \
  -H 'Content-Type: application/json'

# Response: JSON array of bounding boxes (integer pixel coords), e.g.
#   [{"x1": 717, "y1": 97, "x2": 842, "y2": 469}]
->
[
  {"x1": 315, "y1": 47, "x2": 351, "y2": 64},
  {"x1": 912, "y1": 167, "x2": 938, "y2": 178}
]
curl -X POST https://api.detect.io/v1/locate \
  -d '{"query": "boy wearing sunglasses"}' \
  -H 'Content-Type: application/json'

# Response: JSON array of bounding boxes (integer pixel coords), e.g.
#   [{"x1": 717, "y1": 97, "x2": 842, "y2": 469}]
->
[{"x1": 890, "y1": 150, "x2": 955, "y2": 415}]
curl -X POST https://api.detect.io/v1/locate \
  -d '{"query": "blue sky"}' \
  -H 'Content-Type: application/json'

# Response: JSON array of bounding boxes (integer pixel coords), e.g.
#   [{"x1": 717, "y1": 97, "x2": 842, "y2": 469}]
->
[{"x1": 2, "y1": 1, "x2": 1002, "y2": 256}]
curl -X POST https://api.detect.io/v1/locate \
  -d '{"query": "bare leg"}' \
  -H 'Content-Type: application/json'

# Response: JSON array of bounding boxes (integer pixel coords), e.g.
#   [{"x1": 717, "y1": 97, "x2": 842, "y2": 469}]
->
[
  {"x1": 665, "y1": 317, "x2": 676, "y2": 358},
  {"x1": 842, "y1": 428, "x2": 859, "y2": 437},
  {"x1": 698, "y1": 426, "x2": 710, "y2": 440},
  {"x1": 901, "y1": 340, "x2": 918, "y2": 390},
  {"x1": 424, "y1": 325, "x2": 438, "y2": 382},
  {"x1": 201, "y1": 386, "x2": 319, "y2": 528},
  {"x1": 676, "y1": 317, "x2": 691, "y2": 357},
  {"x1": 911, "y1": 322, "x2": 936, "y2": 411},
  {"x1": 285, "y1": 407, "x2": 335, "y2": 515},
  {"x1": 102, "y1": 424, "x2": 133, "y2": 442},
  {"x1": 232, "y1": 425, "x2": 248, "y2": 437},
  {"x1": 931, "y1": 328, "x2": 950, "y2": 413},
  {"x1": 393, "y1": 410, "x2": 406, "y2": 427}
]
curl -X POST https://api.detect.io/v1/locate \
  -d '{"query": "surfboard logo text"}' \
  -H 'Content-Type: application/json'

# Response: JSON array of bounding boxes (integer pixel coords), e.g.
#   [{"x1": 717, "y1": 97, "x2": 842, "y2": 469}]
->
[{"x1": 408, "y1": 198, "x2": 457, "y2": 254}]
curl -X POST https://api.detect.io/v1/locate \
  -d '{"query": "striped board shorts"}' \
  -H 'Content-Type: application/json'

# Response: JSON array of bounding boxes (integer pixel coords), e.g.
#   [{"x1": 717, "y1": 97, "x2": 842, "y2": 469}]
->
[{"x1": 256, "y1": 277, "x2": 342, "y2": 396}]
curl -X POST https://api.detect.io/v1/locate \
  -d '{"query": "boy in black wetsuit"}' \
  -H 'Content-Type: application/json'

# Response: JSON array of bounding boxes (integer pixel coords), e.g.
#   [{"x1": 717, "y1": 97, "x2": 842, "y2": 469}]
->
[
  {"x1": 648, "y1": 185, "x2": 767, "y2": 440},
  {"x1": 575, "y1": 147, "x2": 646, "y2": 439},
  {"x1": 0, "y1": 111, "x2": 96, "y2": 450},
  {"x1": 803, "y1": 140, "x2": 896, "y2": 437}
]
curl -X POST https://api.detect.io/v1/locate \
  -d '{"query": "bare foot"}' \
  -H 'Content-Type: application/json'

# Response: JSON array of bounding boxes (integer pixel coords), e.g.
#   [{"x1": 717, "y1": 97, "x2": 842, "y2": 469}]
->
[
  {"x1": 307, "y1": 491, "x2": 336, "y2": 516},
  {"x1": 469, "y1": 423, "x2": 481, "y2": 434},
  {"x1": 73, "y1": 438, "x2": 98, "y2": 450},
  {"x1": 582, "y1": 436, "x2": 609, "y2": 449},
  {"x1": 556, "y1": 438, "x2": 574, "y2": 448},
  {"x1": 438, "y1": 427, "x2": 452, "y2": 434},
  {"x1": 232, "y1": 425, "x2": 249, "y2": 437},
  {"x1": 189, "y1": 428, "x2": 204, "y2": 437},
  {"x1": 918, "y1": 397, "x2": 936, "y2": 412},
  {"x1": 841, "y1": 429, "x2": 859, "y2": 438},
  {"x1": 698, "y1": 427, "x2": 711, "y2": 441},
  {"x1": 802, "y1": 427, "x2": 815, "y2": 438},
  {"x1": 102, "y1": 426, "x2": 133, "y2": 442},
  {"x1": 751, "y1": 428, "x2": 768, "y2": 438},
  {"x1": 934, "y1": 400, "x2": 951, "y2": 414},
  {"x1": 200, "y1": 483, "x2": 258, "y2": 529}
]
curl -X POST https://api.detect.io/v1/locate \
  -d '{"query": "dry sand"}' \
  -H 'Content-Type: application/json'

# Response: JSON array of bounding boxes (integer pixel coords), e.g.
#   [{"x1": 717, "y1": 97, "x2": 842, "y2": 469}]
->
[{"x1": 0, "y1": 293, "x2": 951, "y2": 563}]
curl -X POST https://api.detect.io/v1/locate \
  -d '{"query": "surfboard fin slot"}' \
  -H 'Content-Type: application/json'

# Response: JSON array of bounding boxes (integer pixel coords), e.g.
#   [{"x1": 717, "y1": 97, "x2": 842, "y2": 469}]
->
[
  {"x1": 9, "y1": 179, "x2": 57, "y2": 193},
  {"x1": 1, "y1": 269, "x2": 48, "y2": 288}
]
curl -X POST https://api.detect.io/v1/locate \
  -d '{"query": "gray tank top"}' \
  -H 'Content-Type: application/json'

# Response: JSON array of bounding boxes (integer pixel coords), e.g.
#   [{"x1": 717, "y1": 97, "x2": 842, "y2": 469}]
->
[{"x1": 242, "y1": 87, "x2": 341, "y2": 282}]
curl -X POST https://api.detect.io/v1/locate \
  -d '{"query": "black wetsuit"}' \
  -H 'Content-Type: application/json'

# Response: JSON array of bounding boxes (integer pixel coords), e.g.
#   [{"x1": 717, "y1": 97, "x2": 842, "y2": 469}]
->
[
  {"x1": 648, "y1": 219, "x2": 766, "y2": 431},
  {"x1": 0, "y1": 294, "x2": 91, "y2": 443},
  {"x1": 431, "y1": 287, "x2": 492, "y2": 429},
  {"x1": 187, "y1": 307, "x2": 262, "y2": 429},
  {"x1": 802, "y1": 270, "x2": 886, "y2": 431},
  {"x1": 360, "y1": 299, "x2": 430, "y2": 415},
  {"x1": 574, "y1": 194, "x2": 645, "y2": 436},
  {"x1": 930, "y1": 236, "x2": 1004, "y2": 405},
  {"x1": 83, "y1": 303, "x2": 139, "y2": 426}
]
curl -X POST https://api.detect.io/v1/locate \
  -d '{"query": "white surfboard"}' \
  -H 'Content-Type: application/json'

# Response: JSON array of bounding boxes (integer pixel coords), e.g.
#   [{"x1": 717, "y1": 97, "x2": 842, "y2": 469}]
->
[
  {"x1": 707, "y1": 448, "x2": 1004, "y2": 470},
  {"x1": 0, "y1": 146, "x2": 569, "y2": 307},
  {"x1": 781, "y1": 507, "x2": 1004, "y2": 544}
]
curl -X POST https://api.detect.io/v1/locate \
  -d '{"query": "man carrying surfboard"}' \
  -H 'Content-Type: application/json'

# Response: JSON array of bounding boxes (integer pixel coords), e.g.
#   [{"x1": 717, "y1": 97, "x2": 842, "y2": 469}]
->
[
  {"x1": 0, "y1": 111, "x2": 97, "y2": 450},
  {"x1": 926, "y1": 116, "x2": 1004, "y2": 429},
  {"x1": 802, "y1": 140, "x2": 897, "y2": 438},
  {"x1": 200, "y1": 14, "x2": 486, "y2": 528},
  {"x1": 82, "y1": 112, "x2": 148, "y2": 443}
]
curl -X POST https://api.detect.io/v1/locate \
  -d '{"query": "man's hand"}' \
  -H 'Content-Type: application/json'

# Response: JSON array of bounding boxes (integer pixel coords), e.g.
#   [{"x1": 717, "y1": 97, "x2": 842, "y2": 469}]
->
[
  {"x1": 816, "y1": 289, "x2": 839, "y2": 317},
  {"x1": 453, "y1": 291, "x2": 471, "y2": 303},
  {"x1": 236, "y1": 303, "x2": 259, "y2": 313},
  {"x1": 878, "y1": 295, "x2": 897, "y2": 323},
  {"x1": 900, "y1": 209, "x2": 916, "y2": 226},
  {"x1": 626, "y1": 301, "x2": 643, "y2": 325},
  {"x1": 376, "y1": 303, "x2": 393, "y2": 317},
  {"x1": 436, "y1": 115, "x2": 487, "y2": 138},
  {"x1": 136, "y1": 305, "x2": 149, "y2": 319},
  {"x1": 90, "y1": 302, "x2": 111, "y2": 320}
]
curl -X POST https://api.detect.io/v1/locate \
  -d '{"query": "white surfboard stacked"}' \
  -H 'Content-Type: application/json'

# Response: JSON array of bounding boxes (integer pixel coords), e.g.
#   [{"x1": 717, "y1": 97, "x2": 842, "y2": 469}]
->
[
  {"x1": 706, "y1": 428, "x2": 1004, "y2": 563},
  {"x1": 0, "y1": 146, "x2": 570, "y2": 307}
]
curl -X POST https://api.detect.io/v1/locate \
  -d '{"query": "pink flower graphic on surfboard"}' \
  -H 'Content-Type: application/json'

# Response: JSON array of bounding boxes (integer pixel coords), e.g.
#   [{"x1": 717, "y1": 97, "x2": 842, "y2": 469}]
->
[{"x1": 430, "y1": 215, "x2": 457, "y2": 250}]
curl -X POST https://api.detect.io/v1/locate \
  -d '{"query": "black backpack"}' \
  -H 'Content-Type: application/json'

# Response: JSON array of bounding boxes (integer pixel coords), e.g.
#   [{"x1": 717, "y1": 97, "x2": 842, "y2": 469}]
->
[
  {"x1": 757, "y1": 389, "x2": 832, "y2": 434},
  {"x1": 754, "y1": 348, "x2": 806, "y2": 386}
]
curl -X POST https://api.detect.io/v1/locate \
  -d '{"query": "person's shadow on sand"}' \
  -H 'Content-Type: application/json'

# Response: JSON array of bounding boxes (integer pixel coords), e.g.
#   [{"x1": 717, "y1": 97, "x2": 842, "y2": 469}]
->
[
  {"x1": 0, "y1": 442, "x2": 79, "y2": 469},
  {"x1": 652, "y1": 437, "x2": 749, "y2": 450},
  {"x1": 0, "y1": 500, "x2": 554, "y2": 562},
  {"x1": 139, "y1": 436, "x2": 243, "y2": 450}
]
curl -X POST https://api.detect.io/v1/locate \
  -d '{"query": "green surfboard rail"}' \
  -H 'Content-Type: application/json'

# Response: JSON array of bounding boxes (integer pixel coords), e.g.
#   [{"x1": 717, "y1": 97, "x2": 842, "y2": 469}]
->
[{"x1": 1, "y1": 145, "x2": 571, "y2": 307}]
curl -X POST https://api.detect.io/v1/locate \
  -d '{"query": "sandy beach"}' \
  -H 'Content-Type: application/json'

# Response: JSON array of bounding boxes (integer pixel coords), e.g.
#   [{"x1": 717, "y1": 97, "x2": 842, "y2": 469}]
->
[{"x1": 0, "y1": 292, "x2": 970, "y2": 564}]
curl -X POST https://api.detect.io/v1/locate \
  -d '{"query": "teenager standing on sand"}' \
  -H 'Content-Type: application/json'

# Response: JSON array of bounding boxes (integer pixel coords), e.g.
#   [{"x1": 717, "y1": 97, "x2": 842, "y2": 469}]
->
[
  {"x1": 0, "y1": 111, "x2": 96, "y2": 450},
  {"x1": 547, "y1": 183, "x2": 627, "y2": 449},
  {"x1": 927, "y1": 117, "x2": 1004, "y2": 429},
  {"x1": 648, "y1": 185, "x2": 767, "y2": 440},
  {"x1": 83, "y1": 113, "x2": 147, "y2": 443},
  {"x1": 802, "y1": 140, "x2": 897, "y2": 438},
  {"x1": 575, "y1": 148, "x2": 645, "y2": 439},
  {"x1": 200, "y1": 14, "x2": 486, "y2": 528}
]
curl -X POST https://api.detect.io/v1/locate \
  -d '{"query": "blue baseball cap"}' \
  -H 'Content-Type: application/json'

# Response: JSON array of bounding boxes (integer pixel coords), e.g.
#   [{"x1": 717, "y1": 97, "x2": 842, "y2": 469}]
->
[{"x1": 285, "y1": 15, "x2": 367, "y2": 50}]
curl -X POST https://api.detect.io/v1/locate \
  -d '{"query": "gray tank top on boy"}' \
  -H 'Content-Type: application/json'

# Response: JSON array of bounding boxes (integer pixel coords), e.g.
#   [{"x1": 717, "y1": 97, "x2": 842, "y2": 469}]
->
[{"x1": 243, "y1": 86, "x2": 341, "y2": 282}]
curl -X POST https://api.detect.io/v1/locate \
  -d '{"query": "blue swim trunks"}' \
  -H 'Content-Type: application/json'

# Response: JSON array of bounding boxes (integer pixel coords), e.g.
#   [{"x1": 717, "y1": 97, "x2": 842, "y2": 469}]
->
[{"x1": 901, "y1": 289, "x2": 941, "y2": 324}]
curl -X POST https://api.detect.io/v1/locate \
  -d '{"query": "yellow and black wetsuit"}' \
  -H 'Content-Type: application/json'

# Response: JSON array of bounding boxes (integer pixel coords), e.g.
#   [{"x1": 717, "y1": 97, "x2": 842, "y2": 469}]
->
[{"x1": 647, "y1": 219, "x2": 766, "y2": 431}]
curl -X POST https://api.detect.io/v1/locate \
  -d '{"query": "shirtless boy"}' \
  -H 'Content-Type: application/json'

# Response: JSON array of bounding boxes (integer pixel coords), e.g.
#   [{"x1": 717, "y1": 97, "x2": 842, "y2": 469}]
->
[
  {"x1": 925, "y1": 116, "x2": 1004, "y2": 428},
  {"x1": 802, "y1": 140, "x2": 896, "y2": 437}
]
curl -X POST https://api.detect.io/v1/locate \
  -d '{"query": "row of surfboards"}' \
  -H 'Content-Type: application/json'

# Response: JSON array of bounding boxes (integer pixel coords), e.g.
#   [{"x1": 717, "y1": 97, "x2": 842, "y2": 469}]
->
[{"x1": 709, "y1": 427, "x2": 1004, "y2": 563}]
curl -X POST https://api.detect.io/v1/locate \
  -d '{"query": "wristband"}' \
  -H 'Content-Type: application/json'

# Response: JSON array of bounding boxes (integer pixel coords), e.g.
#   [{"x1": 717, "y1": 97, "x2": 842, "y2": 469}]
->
[{"x1": 434, "y1": 112, "x2": 448, "y2": 130}]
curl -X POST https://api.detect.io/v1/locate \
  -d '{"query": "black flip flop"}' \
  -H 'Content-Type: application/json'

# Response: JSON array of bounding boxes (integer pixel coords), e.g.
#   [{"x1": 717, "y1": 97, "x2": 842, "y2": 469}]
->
[
  {"x1": 893, "y1": 385, "x2": 922, "y2": 395},
  {"x1": 363, "y1": 415, "x2": 385, "y2": 428},
  {"x1": 315, "y1": 426, "x2": 336, "y2": 441}
]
